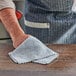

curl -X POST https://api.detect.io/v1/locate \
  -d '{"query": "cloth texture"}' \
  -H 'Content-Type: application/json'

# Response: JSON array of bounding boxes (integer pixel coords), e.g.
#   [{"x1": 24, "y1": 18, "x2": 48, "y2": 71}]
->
[
  {"x1": 24, "y1": 0, "x2": 76, "y2": 44},
  {"x1": 25, "y1": 12, "x2": 76, "y2": 44},
  {"x1": 8, "y1": 36, "x2": 59, "y2": 64},
  {"x1": 0, "y1": 0, "x2": 15, "y2": 10},
  {"x1": 25, "y1": 0, "x2": 73, "y2": 22}
]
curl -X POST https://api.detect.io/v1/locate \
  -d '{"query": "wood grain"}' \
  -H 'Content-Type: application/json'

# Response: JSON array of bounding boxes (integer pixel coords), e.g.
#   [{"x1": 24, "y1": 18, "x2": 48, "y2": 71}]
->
[{"x1": 0, "y1": 43, "x2": 76, "y2": 76}]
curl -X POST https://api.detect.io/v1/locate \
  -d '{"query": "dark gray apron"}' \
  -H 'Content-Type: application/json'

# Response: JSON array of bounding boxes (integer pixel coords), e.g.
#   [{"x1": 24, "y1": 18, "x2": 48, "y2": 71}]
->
[{"x1": 25, "y1": 0, "x2": 76, "y2": 44}]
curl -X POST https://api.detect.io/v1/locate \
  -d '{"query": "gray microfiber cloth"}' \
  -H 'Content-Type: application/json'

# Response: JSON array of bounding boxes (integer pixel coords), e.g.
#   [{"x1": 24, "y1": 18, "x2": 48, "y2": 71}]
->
[
  {"x1": 8, "y1": 36, "x2": 59, "y2": 64},
  {"x1": 32, "y1": 52, "x2": 59, "y2": 64}
]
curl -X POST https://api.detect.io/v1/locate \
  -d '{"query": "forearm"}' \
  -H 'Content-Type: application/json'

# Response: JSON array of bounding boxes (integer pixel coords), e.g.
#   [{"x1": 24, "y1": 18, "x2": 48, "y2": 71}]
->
[
  {"x1": 0, "y1": 8, "x2": 25, "y2": 38},
  {"x1": 0, "y1": 0, "x2": 25, "y2": 40},
  {"x1": 0, "y1": 0, "x2": 29, "y2": 48}
]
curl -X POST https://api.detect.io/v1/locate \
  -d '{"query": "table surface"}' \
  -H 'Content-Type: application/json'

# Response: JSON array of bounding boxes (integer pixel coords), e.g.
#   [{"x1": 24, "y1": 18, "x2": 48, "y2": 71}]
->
[{"x1": 0, "y1": 43, "x2": 76, "y2": 76}]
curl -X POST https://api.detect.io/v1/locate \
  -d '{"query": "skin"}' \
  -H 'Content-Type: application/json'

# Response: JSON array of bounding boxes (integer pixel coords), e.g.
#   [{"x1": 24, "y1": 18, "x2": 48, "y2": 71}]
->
[
  {"x1": 0, "y1": 8, "x2": 30, "y2": 48},
  {"x1": 0, "y1": 0, "x2": 75, "y2": 48}
]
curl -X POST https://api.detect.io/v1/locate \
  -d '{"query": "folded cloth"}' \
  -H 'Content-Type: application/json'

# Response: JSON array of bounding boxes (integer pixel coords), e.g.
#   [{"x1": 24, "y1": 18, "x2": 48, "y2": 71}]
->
[
  {"x1": 32, "y1": 52, "x2": 59, "y2": 64},
  {"x1": 8, "y1": 36, "x2": 59, "y2": 64}
]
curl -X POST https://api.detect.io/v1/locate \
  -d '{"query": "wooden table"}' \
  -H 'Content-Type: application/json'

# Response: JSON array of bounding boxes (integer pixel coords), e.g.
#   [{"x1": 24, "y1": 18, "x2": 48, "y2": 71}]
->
[{"x1": 0, "y1": 43, "x2": 76, "y2": 76}]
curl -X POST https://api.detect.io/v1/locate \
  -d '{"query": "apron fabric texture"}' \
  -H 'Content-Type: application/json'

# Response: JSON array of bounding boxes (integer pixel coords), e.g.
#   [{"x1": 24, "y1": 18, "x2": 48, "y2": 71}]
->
[{"x1": 24, "y1": 0, "x2": 76, "y2": 44}]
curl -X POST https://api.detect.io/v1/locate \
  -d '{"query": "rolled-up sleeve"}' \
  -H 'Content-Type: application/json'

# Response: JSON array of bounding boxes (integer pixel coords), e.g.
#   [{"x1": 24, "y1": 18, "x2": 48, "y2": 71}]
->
[{"x1": 0, "y1": 0, "x2": 15, "y2": 10}]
